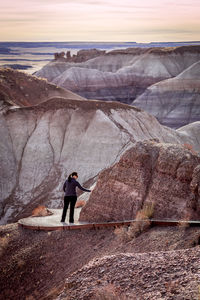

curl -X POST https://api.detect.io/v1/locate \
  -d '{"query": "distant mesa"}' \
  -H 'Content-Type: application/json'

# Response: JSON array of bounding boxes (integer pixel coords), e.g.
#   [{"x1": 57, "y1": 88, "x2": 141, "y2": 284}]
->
[{"x1": 54, "y1": 48, "x2": 106, "y2": 63}]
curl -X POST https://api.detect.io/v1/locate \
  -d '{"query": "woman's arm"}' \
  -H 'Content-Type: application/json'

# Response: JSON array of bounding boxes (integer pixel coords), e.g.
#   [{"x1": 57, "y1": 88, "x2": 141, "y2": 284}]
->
[{"x1": 76, "y1": 181, "x2": 91, "y2": 192}]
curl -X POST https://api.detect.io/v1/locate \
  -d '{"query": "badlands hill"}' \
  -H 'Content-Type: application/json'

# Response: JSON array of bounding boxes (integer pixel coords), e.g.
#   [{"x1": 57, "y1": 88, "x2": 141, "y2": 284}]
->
[
  {"x1": 0, "y1": 69, "x2": 200, "y2": 225},
  {"x1": 0, "y1": 93, "x2": 200, "y2": 224},
  {"x1": 133, "y1": 61, "x2": 200, "y2": 128},
  {"x1": 35, "y1": 45, "x2": 200, "y2": 105},
  {"x1": 0, "y1": 67, "x2": 84, "y2": 107},
  {"x1": 1, "y1": 67, "x2": 200, "y2": 300}
]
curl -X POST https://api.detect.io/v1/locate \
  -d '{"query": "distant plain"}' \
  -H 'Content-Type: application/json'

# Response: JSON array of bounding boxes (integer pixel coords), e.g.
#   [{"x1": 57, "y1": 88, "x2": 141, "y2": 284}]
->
[{"x1": 1, "y1": 41, "x2": 200, "y2": 74}]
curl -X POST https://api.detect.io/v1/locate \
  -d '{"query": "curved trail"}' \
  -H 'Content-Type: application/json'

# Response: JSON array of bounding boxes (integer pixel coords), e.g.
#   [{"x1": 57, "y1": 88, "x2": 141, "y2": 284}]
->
[{"x1": 18, "y1": 209, "x2": 200, "y2": 231}]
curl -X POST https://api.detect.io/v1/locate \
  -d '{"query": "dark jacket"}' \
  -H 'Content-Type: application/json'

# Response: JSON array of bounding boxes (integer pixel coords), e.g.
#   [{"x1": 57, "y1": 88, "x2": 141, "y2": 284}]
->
[{"x1": 63, "y1": 178, "x2": 91, "y2": 196}]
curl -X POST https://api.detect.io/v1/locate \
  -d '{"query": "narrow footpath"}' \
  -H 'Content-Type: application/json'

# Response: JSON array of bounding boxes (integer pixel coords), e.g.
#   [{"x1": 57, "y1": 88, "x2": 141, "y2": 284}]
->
[{"x1": 18, "y1": 209, "x2": 200, "y2": 231}]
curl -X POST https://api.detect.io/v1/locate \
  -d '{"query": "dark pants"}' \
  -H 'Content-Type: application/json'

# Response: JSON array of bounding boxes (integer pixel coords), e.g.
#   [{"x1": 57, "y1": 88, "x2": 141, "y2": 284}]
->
[{"x1": 61, "y1": 195, "x2": 77, "y2": 223}]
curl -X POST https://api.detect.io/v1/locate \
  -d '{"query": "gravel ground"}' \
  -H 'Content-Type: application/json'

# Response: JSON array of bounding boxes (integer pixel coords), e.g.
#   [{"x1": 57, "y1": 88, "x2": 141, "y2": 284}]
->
[
  {"x1": 59, "y1": 248, "x2": 200, "y2": 300},
  {"x1": 0, "y1": 223, "x2": 200, "y2": 300}
]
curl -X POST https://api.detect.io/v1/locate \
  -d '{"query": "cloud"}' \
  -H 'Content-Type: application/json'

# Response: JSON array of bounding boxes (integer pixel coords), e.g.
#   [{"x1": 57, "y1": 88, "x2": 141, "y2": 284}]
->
[
  {"x1": 0, "y1": 0, "x2": 200, "y2": 42},
  {"x1": 165, "y1": 0, "x2": 200, "y2": 7}
]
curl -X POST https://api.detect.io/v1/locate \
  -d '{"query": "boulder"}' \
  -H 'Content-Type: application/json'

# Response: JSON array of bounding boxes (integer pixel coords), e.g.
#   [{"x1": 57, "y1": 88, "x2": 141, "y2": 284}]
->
[{"x1": 80, "y1": 140, "x2": 200, "y2": 222}]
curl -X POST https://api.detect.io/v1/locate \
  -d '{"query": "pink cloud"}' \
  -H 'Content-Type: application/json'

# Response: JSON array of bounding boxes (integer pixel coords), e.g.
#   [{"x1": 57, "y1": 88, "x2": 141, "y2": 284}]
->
[{"x1": 0, "y1": 0, "x2": 200, "y2": 41}]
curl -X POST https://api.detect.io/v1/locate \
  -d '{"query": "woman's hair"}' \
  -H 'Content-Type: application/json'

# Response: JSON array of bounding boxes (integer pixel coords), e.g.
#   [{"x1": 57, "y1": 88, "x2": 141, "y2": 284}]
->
[{"x1": 68, "y1": 172, "x2": 78, "y2": 182}]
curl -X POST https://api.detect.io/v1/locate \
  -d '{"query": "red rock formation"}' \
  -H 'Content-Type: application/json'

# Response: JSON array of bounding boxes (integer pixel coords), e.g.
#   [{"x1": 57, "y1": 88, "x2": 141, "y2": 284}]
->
[
  {"x1": 54, "y1": 52, "x2": 66, "y2": 61},
  {"x1": 66, "y1": 51, "x2": 71, "y2": 59},
  {"x1": 80, "y1": 140, "x2": 200, "y2": 222},
  {"x1": 72, "y1": 49, "x2": 106, "y2": 63}
]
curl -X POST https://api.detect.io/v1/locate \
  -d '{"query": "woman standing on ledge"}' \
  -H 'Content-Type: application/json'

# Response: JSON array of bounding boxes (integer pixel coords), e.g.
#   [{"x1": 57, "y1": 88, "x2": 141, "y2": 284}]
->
[{"x1": 61, "y1": 172, "x2": 91, "y2": 224}]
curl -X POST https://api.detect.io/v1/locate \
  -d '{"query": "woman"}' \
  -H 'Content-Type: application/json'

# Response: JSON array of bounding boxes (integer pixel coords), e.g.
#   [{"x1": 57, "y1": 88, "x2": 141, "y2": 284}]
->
[{"x1": 61, "y1": 172, "x2": 91, "y2": 224}]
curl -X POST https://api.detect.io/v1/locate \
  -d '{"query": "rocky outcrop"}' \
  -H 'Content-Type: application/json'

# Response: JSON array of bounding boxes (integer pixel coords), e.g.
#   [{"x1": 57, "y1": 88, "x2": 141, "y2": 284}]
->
[
  {"x1": 60, "y1": 248, "x2": 200, "y2": 300},
  {"x1": 0, "y1": 68, "x2": 85, "y2": 107},
  {"x1": 80, "y1": 140, "x2": 200, "y2": 222},
  {"x1": 54, "y1": 49, "x2": 106, "y2": 63},
  {"x1": 35, "y1": 46, "x2": 200, "y2": 105},
  {"x1": 133, "y1": 61, "x2": 200, "y2": 128}
]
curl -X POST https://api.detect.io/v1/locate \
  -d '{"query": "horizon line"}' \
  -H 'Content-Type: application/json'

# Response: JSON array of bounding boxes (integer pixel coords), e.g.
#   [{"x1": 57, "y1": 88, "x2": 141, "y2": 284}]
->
[{"x1": 1, "y1": 40, "x2": 200, "y2": 43}]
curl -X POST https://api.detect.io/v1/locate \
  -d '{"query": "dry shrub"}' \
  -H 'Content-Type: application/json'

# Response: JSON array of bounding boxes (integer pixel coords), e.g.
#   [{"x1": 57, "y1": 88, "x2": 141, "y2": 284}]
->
[
  {"x1": 141, "y1": 201, "x2": 154, "y2": 219},
  {"x1": 127, "y1": 201, "x2": 154, "y2": 239},
  {"x1": 127, "y1": 219, "x2": 151, "y2": 240},
  {"x1": 114, "y1": 226, "x2": 129, "y2": 242},
  {"x1": 115, "y1": 202, "x2": 154, "y2": 241},
  {"x1": 177, "y1": 220, "x2": 190, "y2": 229},
  {"x1": 75, "y1": 200, "x2": 86, "y2": 208},
  {"x1": 93, "y1": 284, "x2": 128, "y2": 300},
  {"x1": 183, "y1": 143, "x2": 197, "y2": 155},
  {"x1": 177, "y1": 211, "x2": 191, "y2": 230},
  {"x1": 32, "y1": 205, "x2": 53, "y2": 217}
]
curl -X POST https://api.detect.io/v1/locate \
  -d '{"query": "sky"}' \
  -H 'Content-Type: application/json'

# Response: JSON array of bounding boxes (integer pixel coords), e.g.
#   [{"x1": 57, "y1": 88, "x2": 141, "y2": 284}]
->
[{"x1": 1, "y1": 0, "x2": 200, "y2": 42}]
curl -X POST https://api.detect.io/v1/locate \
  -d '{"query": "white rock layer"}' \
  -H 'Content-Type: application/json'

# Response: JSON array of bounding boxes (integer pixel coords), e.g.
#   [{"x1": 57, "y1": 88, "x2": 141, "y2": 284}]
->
[{"x1": 133, "y1": 61, "x2": 200, "y2": 128}]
